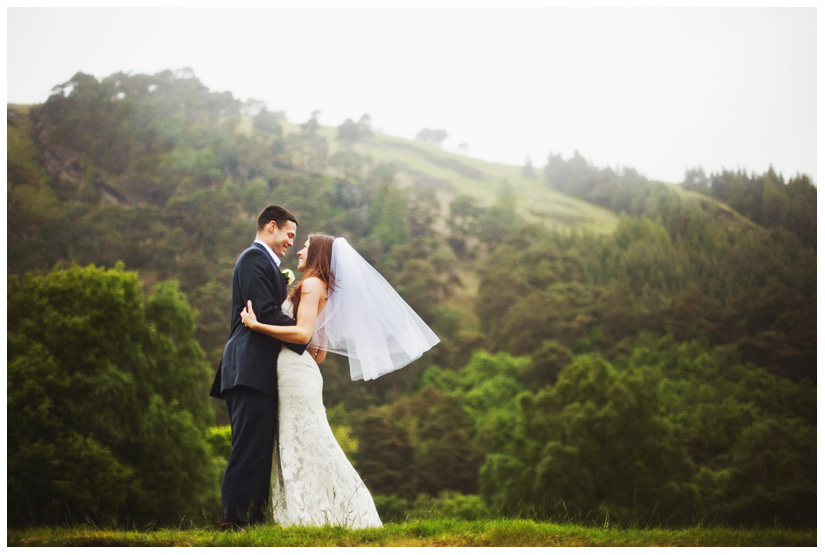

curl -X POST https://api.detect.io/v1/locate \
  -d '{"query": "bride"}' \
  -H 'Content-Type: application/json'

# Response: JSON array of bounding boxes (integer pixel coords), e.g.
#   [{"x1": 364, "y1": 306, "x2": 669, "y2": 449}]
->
[{"x1": 239, "y1": 233, "x2": 439, "y2": 528}]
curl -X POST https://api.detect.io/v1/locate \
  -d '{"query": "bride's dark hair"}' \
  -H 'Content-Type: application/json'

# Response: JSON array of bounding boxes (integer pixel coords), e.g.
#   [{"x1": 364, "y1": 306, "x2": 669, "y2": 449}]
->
[{"x1": 288, "y1": 233, "x2": 336, "y2": 315}]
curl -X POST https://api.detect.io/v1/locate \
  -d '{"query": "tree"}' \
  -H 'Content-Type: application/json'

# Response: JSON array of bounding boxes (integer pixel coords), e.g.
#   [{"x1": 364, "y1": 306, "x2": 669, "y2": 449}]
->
[
  {"x1": 709, "y1": 418, "x2": 816, "y2": 527},
  {"x1": 357, "y1": 113, "x2": 373, "y2": 139},
  {"x1": 336, "y1": 114, "x2": 373, "y2": 144},
  {"x1": 522, "y1": 157, "x2": 536, "y2": 179},
  {"x1": 7, "y1": 263, "x2": 219, "y2": 526},
  {"x1": 415, "y1": 128, "x2": 448, "y2": 147},
  {"x1": 495, "y1": 282, "x2": 601, "y2": 354},
  {"x1": 682, "y1": 167, "x2": 709, "y2": 193},
  {"x1": 520, "y1": 340, "x2": 573, "y2": 391},
  {"x1": 253, "y1": 108, "x2": 283, "y2": 135},
  {"x1": 392, "y1": 258, "x2": 443, "y2": 323},
  {"x1": 415, "y1": 392, "x2": 481, "y2": 495},
  {"x1": 478, "y1": 182, "x2": 518, "y2": 245},
  {"x1": 301, "y1": 110, "x2": 321, "y2": 135},
  {"x1": 407, "y1": 185, "x2": 440, "y2": 238},
  {"x1": 336, "y1": 118, "x2": 361, "y2": 144},
  {"x1": 447, "y1": 194, "x2": 484, "y2": 257},
  {"x1": 329, "y1": 149, "x2": 365, "y2": 182},
  {"x1": 353, "y1": 409, "x2": 416, "y2": 497},
  {"x1": 480, "y1": 356, "x2": 700, "y2": 525},
  {"x1": 368, "y1": 182, "x2": 411, "y2": 251},
  {"x1": 421, "y1": 350, "x2": 530, "y2": 454}
]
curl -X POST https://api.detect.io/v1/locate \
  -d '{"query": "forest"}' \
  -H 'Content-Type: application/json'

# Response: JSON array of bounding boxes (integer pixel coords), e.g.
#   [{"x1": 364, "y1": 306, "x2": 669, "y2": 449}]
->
[{"x1": 6, "y1": 69, "x2": 816, "y2": 530}]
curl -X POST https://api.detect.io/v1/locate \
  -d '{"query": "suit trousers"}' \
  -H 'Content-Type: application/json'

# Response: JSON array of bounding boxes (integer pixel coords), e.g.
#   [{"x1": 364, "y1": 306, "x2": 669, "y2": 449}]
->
[{"x1": 221, "y1": 385, "x2": 277, "y2": 525}]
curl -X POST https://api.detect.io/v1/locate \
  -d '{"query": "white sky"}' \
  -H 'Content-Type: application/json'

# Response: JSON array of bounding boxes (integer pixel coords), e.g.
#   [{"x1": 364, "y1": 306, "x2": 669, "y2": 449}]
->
[{"x1": 5, "y1": 5, "x2": 819, "y2": 184}]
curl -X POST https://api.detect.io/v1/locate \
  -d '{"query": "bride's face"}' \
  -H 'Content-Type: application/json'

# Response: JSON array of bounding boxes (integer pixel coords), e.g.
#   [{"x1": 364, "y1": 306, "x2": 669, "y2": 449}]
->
[{"x1": 296, "y1": 239, "x2": 310, "y2": 272}]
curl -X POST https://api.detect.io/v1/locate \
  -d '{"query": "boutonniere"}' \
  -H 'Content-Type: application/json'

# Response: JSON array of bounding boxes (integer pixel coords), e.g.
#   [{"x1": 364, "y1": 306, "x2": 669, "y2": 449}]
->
[{"x1": 282, "y1": 268, "x2": 295, "y2": 286}]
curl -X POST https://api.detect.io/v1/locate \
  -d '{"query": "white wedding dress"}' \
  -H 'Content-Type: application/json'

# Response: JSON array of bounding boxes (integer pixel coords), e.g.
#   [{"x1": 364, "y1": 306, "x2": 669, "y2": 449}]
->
[{"x1": 270, "y1": 319, "x2": 383, "y2": 529}]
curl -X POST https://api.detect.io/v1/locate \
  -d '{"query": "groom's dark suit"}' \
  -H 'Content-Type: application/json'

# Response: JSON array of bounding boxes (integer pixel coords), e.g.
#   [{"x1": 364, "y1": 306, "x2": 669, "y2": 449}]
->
[{"x1": 210, "y1": 242, "x2": 305, "y2": 526}]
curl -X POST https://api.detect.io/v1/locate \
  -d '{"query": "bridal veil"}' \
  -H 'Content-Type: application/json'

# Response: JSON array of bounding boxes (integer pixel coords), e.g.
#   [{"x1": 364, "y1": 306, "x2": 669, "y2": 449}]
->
[{"x1": 308, "y1": 237, "x2": 440, "y2": 381}]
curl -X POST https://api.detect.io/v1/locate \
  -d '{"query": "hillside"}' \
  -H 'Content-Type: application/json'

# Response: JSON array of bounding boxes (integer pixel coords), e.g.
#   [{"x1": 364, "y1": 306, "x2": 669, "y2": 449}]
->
[
  {"x1": 279, "y1": 119, "x2": 620, "y2": 235},
  {"x1": 7, "y1": 99, "x2": 760, "y2": 258},
  {"x1": 7, "y1": 97, "x2": 759, "y2": 349},
  {"x1": 8, "y1": 99, "x2": 619, "y2": 338}
]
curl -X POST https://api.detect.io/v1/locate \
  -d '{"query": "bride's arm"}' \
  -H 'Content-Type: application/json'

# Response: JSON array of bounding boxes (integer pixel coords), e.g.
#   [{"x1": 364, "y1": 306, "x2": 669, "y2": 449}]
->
[{"x1": 241, "y1": 277, "x2": 325, "y2": 345}]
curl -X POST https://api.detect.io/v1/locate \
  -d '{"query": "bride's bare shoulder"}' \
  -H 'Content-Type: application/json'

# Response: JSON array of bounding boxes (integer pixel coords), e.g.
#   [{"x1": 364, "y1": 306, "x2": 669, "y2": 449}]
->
[{"x1": 301, "y1": 276, "x2": 328, "y2": 295}]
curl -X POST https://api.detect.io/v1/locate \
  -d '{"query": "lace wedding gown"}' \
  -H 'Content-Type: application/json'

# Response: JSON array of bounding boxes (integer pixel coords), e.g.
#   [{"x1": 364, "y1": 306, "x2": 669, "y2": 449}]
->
[{"x1": 270, "y1": 340, "x2": 382, "y2": 528}]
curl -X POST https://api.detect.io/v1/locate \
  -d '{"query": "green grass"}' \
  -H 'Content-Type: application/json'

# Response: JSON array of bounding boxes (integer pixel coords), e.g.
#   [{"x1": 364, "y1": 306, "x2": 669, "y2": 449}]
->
[{"x1": 8, "y1": 519, "x2": 815, "y2": 547}]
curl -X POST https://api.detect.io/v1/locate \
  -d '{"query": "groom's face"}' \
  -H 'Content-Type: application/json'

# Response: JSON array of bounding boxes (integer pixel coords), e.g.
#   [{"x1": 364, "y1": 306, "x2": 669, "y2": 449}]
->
[{"x1": 270, "y1": 220, "x2": 297, "y2": 259}]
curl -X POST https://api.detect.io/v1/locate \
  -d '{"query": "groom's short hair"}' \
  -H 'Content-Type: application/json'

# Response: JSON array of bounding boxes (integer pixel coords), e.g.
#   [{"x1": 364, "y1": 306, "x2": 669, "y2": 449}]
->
[{"x1": 257, "y1": 205, "x2": 297, "y2": 231}]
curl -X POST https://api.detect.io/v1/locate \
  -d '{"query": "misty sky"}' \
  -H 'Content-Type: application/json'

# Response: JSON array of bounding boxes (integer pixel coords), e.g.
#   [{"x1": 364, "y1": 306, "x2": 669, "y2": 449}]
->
[{"x1": 6, "y1": 6, "x2": 819, "y2": 184}]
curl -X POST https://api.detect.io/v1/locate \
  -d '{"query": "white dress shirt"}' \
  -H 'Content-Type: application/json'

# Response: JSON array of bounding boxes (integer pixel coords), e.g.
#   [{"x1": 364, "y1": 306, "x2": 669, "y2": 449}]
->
[{"x1": 254, "y1": 240, "x2": 282, "y2": 267}]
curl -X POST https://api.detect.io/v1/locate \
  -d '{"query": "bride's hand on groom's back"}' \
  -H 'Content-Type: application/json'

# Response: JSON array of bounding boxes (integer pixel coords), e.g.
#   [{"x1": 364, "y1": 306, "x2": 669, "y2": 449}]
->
[{"x1": 241, "y1": 300, "x2": 258, "y2": 330}]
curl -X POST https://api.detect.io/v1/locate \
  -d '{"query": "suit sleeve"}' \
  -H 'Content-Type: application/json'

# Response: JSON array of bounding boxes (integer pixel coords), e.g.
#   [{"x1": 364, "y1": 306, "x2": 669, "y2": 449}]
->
[{"x1": 239, "y1": 250, "x2": 296, "y2": 327}]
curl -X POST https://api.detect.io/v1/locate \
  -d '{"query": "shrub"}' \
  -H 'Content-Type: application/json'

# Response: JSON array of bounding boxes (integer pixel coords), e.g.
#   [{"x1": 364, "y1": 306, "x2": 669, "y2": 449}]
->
[{"x1": 8, "y1": 264, "x2": 220, "y2": 526}]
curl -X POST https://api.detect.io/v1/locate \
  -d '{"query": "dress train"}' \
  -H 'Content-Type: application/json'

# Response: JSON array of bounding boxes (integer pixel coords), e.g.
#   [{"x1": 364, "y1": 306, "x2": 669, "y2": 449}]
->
[{"x1": 270, "y1": 346, "x2": 382, "y2": 528}]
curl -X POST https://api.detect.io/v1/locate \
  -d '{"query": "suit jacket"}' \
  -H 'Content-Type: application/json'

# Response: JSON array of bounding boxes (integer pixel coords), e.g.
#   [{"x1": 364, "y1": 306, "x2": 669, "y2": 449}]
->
[{"x1": 210, "y1": 242, "x2": 306, "y2": 399}]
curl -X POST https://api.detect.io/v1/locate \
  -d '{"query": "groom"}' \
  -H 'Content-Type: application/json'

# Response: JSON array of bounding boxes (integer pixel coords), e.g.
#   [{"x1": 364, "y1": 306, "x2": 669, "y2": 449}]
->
[{"x1": 210, "y1": 205, "x2": 306, "y2": 528}]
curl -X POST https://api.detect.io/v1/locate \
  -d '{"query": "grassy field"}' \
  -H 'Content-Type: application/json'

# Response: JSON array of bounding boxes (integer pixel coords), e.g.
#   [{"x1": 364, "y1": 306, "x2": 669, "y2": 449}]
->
[{"x1": 8, "y1": 519, "x2": 815, "y2": 547}]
